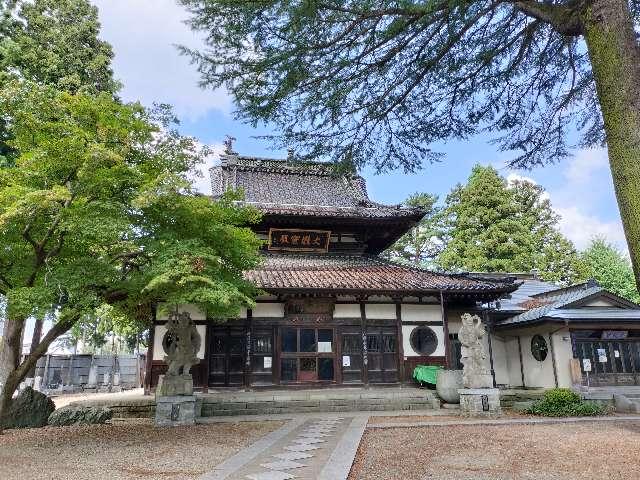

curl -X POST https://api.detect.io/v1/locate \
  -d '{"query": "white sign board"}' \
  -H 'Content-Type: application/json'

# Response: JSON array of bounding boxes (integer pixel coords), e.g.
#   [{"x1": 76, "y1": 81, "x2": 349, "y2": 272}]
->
[
  {"x1": 582, "y1": 358, "x2": 592, "y2": 372},
  {"x1": 614, "y1": 350, "x2": 620, "y2": 358},
  {"x1": 342, "y1": 355, "x2": 351, "y2": 367},
  {"x1": 263, "y1": 356, "x2": 272, "y2": 369},
  {"x1": 318, "y1": 341, "x2": 332, "y2": 353}
]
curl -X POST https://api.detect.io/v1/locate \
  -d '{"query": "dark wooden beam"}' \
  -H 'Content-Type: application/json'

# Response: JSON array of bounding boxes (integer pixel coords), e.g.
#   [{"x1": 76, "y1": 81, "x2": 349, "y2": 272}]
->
[
  {"x1": 440, "y1": 292, "x2": 451, "y2": 368},
  {"x1": 395, "y1": 299, "x2": 405, "y2": 383},
  {"x1": 517, "y1": 336, "x2": 526, "y2": 388},
  {"x1": 143, "y1": 305, "x2": 156, "y2": 395},
  {"x1": 360, "y1": 299, "x2": 369, "y2": 386}
]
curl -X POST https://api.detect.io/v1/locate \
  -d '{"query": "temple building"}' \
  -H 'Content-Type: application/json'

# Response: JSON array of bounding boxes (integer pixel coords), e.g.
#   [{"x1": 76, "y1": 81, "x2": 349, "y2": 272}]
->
[
  {"x1": 146, "y1": 153, "x2": 517, "y2": 390},
  {"x1": 145, "y1": 152, "x2": 640, "y2": 392}
]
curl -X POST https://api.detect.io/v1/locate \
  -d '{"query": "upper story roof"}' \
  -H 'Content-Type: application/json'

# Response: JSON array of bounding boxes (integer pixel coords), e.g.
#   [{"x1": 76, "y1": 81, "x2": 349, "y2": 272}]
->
[{"x1": 210, "y1": 154, "x2": 425, "y2": 222}]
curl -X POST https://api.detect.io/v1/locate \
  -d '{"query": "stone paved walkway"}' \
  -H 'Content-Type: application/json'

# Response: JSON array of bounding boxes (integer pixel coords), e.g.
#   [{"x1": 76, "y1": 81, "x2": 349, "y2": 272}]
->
[{"x1": 199, "y1": 415, "x2": 367, "y2": 480}]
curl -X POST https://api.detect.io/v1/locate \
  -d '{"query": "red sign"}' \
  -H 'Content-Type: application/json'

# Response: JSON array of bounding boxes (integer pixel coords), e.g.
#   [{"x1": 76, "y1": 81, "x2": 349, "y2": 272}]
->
[{"x1": 268, "y1": 228, "x2": 331, "y2": 253}]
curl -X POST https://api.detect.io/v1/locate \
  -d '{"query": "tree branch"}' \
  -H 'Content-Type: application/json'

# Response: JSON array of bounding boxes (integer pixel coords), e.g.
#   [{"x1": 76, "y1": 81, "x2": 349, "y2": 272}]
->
[{"x1": 512, "y1": 0, "x2": 584, "y2": 35}]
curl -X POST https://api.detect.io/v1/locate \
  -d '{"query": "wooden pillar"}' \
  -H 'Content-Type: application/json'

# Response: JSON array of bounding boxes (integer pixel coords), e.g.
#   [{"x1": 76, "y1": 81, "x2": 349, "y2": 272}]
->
[
  {"x1": 440, "y1": 292, "x2": 451, "y2": 368},
  {"x1": 394, "y1": 300, "x2": 405, "y2": 384},
  {"x1": 517, "y1": 336, "x2": 526, "y2": 388},
  {"x1": 359, "y1": 299, "x2": 369, "y2": 386},
  {"x1": 244, "y1": 309, "x2": 253, "y2": 389},
  {"x1": 202, "y1": 322, "x2": 211, "y2": 393},
  {"x1": 274, "y1": 324, "x2": 281, "y2": 385},
  {"x1": 143, "y1": 305, "x2": 156, "y2": 395},
  {"x1": 484, "y1": 309, "x2": 497, "y2": 388},
  {"x1": 549, "y1": 332, "x2": 559, "y2": 388}
]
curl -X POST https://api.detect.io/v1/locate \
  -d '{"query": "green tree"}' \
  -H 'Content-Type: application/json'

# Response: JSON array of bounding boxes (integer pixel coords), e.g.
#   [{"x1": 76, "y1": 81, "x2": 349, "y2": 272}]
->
[
  {"x1": 510, "y1": 178, "x2": 581, "y2": 283},
  {"x1": 0, "y1": 82, "x2": 262, "y2": 429},
  {"x1": 578, "y1": 238, "x2": 640, "y2": 303},
  {"x1": 0, "y1": 0, "x2": 118, "y2": 94},
  {"x1": 436, "y1": 165, "x2": 579, "y2": 280},
  {"x1": 0, "y1": 0, "x2": 118, "y2": 167},
  {"x1": 179, "y1": 0, "x2": 640, "y2": 292},
  {"x1": 384, "y1": 192, "x2": 443, "y2": 267},
  {"x1": 0, "y1": 0, "x2": 120, "y2": 376},
  {"x1": 438, "y1": 166, "x2": 535, "y2": 272}
]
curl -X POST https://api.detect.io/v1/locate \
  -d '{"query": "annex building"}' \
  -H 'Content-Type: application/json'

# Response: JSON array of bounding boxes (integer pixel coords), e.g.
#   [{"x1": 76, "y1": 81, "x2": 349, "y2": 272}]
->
[{"x1": 145, "y1": 152, "x2": 640, "y2": 392}]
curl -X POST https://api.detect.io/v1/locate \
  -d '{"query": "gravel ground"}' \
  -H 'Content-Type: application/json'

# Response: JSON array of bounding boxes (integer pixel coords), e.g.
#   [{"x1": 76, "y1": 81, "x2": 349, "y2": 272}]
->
[
  {"x1": 0, "y1": 418, "x2": 283, "y2": 480},
  {"x1": 50, "y1": 388, "x2": 145, "y2": 409},
  {"x1": 349, "y1": 421, "x2": 640, "y2": 480}
]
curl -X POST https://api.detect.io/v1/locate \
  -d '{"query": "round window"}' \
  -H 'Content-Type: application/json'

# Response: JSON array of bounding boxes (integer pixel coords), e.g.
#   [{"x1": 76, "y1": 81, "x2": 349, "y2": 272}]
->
[
  {"x1": 410, "y1": 326, "x2": 438, "y2": 356},
  {"x1": 531, "y1": 334, "x2": 548, "y2": 362}
]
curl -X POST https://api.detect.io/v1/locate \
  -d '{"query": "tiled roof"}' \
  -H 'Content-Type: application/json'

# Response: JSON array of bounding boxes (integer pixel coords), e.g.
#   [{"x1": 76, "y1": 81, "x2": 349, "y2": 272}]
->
[
  {"x1": 210, "y1": 154, "x2": 424, "y2": 220},
  {"x1": 494, "y1": 279, "x2": 559, "y2": 312},
  {"x1": 244, "y1": 253, "x2": 519, "y2": 296},
  {"x1": 494, "y1": 280, "x2": 640, "y2": 327}
]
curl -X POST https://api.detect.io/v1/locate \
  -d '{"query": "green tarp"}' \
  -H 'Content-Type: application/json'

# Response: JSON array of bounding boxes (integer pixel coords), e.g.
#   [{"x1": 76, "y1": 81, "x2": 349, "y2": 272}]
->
[{"x1": 413, "y1": 365, "x2": 442, "y2": 385}]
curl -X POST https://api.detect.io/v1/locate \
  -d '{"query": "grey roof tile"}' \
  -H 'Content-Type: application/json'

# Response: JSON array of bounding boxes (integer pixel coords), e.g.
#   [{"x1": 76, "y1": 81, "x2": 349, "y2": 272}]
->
[
  {"x1": 210, "y1": 154, "x2": 423, "y2": 220},
  {"x1": 245, "y1": 253, "x2": 519, "y2": 295}
]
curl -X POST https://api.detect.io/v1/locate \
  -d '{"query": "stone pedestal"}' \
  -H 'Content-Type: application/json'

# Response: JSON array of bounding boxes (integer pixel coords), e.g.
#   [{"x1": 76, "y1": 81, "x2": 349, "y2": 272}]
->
[
  {"x1": 458, "y1": 388, "x2": 501, "y2": 417},
  {"x1": 156, "y1": 374, "x2": 193, "y2": 397},
  {"x1": 155, "y1": 395, "x2": 197, "y2": 427}
]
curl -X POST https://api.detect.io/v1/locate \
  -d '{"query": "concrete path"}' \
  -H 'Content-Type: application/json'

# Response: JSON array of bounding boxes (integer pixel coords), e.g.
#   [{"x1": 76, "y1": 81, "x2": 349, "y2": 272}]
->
[
  {"x1": 367, "y1": 414, "x2": 640, "y2": 429},
  {"x1": 198, "y1": 414, "x2": 368, "y2": 480}
]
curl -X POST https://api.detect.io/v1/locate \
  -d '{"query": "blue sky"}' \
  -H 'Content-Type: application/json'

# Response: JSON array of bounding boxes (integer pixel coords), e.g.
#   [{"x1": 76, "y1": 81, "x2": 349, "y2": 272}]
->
[{"x1": 92, "y1": 0, "x2": 626, "y2": 252}]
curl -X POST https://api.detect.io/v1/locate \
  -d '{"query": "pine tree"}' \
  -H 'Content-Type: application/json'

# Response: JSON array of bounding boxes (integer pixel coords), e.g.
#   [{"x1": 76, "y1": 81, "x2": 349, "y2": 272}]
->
[
  {"x1": 438, "y1": 166, "x2": 535, "y2": 273},
  {"x1": 384, "y1": 193, "x2": 442, "y2": 267},
  {"x1": 510, "y1": 178, "x2": 581, "y2": 283},
  {"x1": 436, "y1": 165, "x2": 579, "y2": 280},
  {"x1": 578, "y1": 238, "x2": 640, "y2": 303}
]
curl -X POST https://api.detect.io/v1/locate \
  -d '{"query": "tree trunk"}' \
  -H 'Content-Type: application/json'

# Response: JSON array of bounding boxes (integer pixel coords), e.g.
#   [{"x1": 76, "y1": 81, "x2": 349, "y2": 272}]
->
[
  {"x1": 0, "y1": 315, "x2": 76, "y2": 433},
  {"x1": 583, "y1": 0, "x2": 640, "y2": 289},
  {"x1": 27, "y1": 317, "x2": 44, "y2": 378}
]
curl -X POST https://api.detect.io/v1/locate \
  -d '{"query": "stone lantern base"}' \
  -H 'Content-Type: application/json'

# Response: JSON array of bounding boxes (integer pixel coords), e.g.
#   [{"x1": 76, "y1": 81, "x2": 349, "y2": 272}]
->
[
  {"x1": 156, "y1": 374, "x2": 193, "y2": 397},
  {"x1": 458, "y1": 388, "x2": 501, "y2": 417},
  {"x1": 155, "y1": 395, "x2": 197, "y2": 427}
]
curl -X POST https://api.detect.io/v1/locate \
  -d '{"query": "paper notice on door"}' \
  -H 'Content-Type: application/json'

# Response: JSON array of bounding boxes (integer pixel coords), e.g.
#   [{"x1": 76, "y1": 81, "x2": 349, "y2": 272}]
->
[
  {"x1": 342, "y1": 355, "x2": 351, "y2": 367},
  {"x1": 263, "y1": 356, "x2": 272, "y2": 369},
  {"x1": 614, "y1": 350, "x2": 620, "y2": 358},
  {"x1": 318, "y1": 341, "x2": 332, "y2": 353}
]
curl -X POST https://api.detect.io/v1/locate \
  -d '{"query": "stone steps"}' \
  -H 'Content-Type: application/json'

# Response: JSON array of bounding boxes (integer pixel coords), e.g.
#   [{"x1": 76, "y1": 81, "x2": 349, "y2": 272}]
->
[{"x1": 199, "y1": 391, "x2": 440, "y2": 417}]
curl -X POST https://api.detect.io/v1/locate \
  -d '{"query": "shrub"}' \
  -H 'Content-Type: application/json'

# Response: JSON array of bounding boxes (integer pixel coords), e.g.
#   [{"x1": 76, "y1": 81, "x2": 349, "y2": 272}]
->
[{"x1": 525, "y1": 388, "x2": 608, "y2": 417}]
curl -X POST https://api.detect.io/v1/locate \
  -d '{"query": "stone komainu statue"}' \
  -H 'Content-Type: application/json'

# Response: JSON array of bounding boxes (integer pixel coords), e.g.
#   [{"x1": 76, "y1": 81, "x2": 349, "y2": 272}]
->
[
  {"x1": 162, "y1": 311, "x2": 201, "y2": 377},
  {"x1": 458, "y1": 313, "x2": 492, "y2": 389}
]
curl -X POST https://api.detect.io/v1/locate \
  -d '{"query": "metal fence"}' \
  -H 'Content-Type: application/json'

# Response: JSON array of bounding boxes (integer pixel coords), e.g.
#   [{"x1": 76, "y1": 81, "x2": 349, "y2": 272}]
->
[{"x1": 32, "y1": 353, "x2": 145, "y2": 391}]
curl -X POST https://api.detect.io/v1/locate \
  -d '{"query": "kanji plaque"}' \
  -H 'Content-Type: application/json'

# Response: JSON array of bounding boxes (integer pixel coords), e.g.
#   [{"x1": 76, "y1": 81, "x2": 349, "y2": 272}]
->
[{"x1": 268, "y1": 228, "x2": 331, "y2": 253}]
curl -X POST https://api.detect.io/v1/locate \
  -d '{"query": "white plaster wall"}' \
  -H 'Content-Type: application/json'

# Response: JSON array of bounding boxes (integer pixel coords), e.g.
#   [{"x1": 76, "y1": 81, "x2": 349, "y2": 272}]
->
[
  {"x1": 505, "y1": 337, "x2": 524, "y2": 387},
  {"x1": 153, "y1": 324, "x2": 206, "y2": 360},
  {"x1": 401, "y1": 304, "x2": 442, "y2": 322},
  {"x1": 334, "y1": 304, "x2": 361, "y2": 318},
  {"x1": 238, "y1": 307, "x2": 248, "y2": 319},
  {"x1": 489, "y1": 335, "x2": 510, "y2": 386},
  {"x1": 402, "y1": 324, "x2": 445, "y2": 357},
  {"x1": 157, "y1": 303, "x2": 206, "y2": 320},
  {"x1": 365, "y1": 304, "x2": 396, "y2": 319},
  {"x1": 521, "y1": 333, "x2": 557, "y2": 388},
  {"x1": 552, "y1": 330, "x2": 574, "y2": 388},
  {"x1": 252, "y1": 303, "x2": 285, "y2": 318},
  {"x1": 583, "y1": 299, "x2": 617, "y2": 307}
]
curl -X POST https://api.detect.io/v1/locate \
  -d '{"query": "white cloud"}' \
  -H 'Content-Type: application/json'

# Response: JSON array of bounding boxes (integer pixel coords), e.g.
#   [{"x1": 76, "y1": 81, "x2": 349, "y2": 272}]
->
[
  {"x1": 188, "y1": 143, "x2": 224, "y2": 194},
  {"x1": 564, "y1": 148, "x2": 609, "y2": 184},
  {"x1": 555, "y1": 205, "x2": 627, "y2": 251},
  {"x1": 548, "y1": 148, "x2": 626, "y2": 251},
  {"x1": 502, "y1": 149, "x2": 626, "y2": 252},
  {"x1": 92, "y1": 0, "x2": 231, "y2": 120}
]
